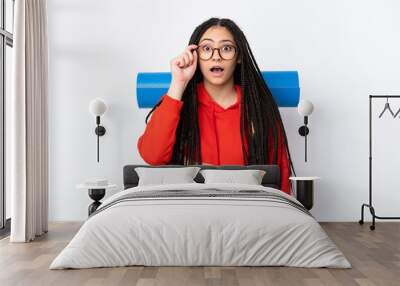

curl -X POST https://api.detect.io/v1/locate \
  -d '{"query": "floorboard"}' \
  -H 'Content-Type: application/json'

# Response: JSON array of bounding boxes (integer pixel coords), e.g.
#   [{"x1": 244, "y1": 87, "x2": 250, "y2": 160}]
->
[{"x1": 0, "y1": 222, "x2": 399, "y2": 286}]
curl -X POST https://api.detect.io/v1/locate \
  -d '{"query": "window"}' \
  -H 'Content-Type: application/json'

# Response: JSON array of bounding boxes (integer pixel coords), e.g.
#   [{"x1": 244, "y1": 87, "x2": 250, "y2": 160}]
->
[{"x1": 0, "y1": 0, "x2": 14, "y2": 236}]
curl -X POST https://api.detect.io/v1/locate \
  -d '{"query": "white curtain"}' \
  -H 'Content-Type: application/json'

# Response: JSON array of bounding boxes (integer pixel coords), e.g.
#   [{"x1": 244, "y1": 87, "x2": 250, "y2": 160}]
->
[{"x1": 9, "y1": 0, "x2": 49, "y2": 242}]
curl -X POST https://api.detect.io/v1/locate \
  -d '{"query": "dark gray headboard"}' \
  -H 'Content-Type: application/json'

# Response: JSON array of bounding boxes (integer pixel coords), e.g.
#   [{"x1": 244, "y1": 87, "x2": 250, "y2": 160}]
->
[{"x1": 123, "y1": 164, "x2": 281, "y2": 190}]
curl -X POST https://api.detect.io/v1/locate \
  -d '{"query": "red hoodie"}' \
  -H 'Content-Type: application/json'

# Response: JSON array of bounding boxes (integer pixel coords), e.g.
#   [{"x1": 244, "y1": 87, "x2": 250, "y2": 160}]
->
[{"x1": 137, "y1": 82, "x2": 292, "y2": 195}]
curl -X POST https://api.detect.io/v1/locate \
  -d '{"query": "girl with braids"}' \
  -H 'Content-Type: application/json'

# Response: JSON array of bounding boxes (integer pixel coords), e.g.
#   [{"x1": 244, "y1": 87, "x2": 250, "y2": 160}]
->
[{"x1": 137, "y1": 17, "x2": 296, "y2": 195}]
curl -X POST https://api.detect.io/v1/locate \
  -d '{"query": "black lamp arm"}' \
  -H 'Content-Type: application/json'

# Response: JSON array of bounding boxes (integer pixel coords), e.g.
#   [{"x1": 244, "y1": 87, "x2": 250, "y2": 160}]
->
[
  {"x1": 94, "y1": 116, "x2": 106, "y2": 162},
  {"x1": 304, "y1": 115, "x2": 308, "y2": 125},
  {"x1": 298, "y1": 116, "x2": 310, "y2": 162}
]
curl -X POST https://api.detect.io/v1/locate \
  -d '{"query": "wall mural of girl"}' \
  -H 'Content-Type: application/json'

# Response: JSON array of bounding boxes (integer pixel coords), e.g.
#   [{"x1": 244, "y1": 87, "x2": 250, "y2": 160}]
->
[{"x1": 138, "y1": 17, "x2": 296, "y2": 195}]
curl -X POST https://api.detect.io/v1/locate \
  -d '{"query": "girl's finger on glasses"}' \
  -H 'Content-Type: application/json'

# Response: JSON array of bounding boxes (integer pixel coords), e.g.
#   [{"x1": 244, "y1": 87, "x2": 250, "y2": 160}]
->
[
  {"x1": 187, "y1": 54, "x2": 193, "y2": 66},
  {"x1": 182, "y1": 53, "x2": 190, "y2": 67},
  {"x1": 185, "y1": 50, "x2": 193, "y2": 64},
  {"x1": 180, "y1": 54, "x2": 188, "y2": 67},
  {"x1": 192, "y1": 49, "x2": 198, "y2": 61},
  {"x1": 187, "y1": 44, "x2": 197, "y2": 51}
]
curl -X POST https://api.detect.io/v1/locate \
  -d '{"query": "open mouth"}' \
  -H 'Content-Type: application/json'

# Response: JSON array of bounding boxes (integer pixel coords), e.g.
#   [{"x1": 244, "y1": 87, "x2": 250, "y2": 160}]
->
[{"x1": 210, "y1": 66, "x2": 224, "y2": 76}]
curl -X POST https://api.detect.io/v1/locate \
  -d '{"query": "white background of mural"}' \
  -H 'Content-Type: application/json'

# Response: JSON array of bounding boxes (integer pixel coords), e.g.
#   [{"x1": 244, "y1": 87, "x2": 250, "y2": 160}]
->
[{"x1": 46, "y1": 0, "x2": 400, "y2": 221}]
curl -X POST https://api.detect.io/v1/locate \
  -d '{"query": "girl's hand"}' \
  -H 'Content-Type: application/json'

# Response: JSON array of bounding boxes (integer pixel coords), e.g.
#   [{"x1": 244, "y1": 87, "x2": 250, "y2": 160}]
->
[{"x1": 170, "y1": 44, "x2": 198, "y2": 87}]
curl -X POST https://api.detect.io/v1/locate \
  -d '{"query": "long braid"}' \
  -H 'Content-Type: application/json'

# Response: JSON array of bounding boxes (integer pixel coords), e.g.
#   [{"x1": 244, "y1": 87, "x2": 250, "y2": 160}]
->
[{"x1": 247, "y1": 41, "x2": 297, "y2": 176}]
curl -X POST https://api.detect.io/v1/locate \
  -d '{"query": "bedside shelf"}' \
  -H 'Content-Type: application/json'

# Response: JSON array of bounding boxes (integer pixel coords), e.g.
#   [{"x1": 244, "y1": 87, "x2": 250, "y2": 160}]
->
[
  {"x1": 289, "y1": 177, "x2": 321, "y2": 210},
  {"x1": 77, "y1": 183, "x2": 117, "y2": 216}
]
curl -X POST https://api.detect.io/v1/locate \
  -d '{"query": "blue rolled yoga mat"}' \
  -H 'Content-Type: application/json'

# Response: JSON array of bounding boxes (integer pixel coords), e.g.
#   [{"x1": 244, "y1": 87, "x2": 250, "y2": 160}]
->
[{"x1": 136, "y1": 71, "x2": 300, "y2": 108}]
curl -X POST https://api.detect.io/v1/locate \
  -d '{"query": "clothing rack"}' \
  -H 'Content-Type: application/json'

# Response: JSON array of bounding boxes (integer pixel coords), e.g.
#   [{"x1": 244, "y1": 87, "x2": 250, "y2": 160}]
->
[{"x1": 359, "y1": 95, "x2": 400, "y2": 230}]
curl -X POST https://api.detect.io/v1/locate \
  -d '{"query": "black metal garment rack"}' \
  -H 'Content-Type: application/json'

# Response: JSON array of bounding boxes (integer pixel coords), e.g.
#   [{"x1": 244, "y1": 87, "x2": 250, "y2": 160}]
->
[{"x1": 359, "y1": 95, "x2": 400, "y2": 230}]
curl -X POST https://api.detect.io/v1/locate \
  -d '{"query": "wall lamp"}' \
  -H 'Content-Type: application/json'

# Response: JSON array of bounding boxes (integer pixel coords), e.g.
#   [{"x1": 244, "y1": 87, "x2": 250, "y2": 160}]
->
[
  {"x1": 89, "y1": 98, "x2": 107, "y2": 162},
  {"x1": 297, "y1": 99, "x2": 314, "y2": 162}
]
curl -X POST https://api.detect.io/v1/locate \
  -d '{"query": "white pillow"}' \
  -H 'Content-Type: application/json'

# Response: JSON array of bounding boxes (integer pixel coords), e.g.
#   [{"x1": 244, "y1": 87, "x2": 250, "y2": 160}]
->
[
  {"x1": 200, "y1": 169, "x2": 266, "y2": 185},
  {"x1": 135, "y1": 167, "x2": 201, "y2": 186}
]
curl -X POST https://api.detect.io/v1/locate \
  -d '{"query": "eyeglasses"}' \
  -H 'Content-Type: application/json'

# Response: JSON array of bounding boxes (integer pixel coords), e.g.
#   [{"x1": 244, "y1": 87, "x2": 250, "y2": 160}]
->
[{"x1": 196, "y1": 44, "x2": 237, "y2": 60}]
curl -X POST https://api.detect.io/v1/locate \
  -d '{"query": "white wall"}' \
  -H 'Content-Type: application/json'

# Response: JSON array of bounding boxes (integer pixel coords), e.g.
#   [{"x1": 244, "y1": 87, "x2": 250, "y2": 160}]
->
[{"x1": 47, "y1": 0, "x2": 400, "y2": 221}]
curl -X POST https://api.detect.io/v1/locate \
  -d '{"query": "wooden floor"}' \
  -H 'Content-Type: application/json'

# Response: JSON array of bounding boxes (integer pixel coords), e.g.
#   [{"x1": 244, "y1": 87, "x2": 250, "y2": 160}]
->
[{"x1": 0, "y1": 222, "x2": 399, "y2": 286}]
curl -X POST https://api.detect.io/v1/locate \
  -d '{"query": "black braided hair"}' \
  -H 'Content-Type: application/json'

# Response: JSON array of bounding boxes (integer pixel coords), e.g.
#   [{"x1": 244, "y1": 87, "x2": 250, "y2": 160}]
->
[{"x1": 144, "y1": 17, "x2": 297, "y2": 178}]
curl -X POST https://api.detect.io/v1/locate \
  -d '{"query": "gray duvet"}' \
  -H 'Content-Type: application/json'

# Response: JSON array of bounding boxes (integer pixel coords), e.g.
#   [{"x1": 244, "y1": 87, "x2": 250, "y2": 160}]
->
[{"x1": 50, "y1": 183, "x2": 351, "y2": 269}]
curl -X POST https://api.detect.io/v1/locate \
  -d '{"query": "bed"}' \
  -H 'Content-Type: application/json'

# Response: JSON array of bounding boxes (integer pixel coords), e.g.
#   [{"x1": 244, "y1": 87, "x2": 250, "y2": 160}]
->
[{"x1": 49, "y1": 164, "x2": 351, "y2": 269}]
